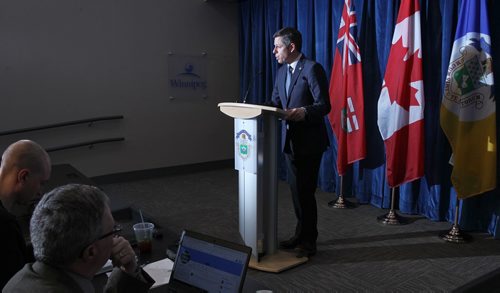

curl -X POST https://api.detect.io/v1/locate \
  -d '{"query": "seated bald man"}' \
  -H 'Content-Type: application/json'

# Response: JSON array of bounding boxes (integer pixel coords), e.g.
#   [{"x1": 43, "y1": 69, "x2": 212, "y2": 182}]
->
[
  {"x1": 0, "y1": 140, "x2": 51, "y2": 289},
  {"x1": 4, "y1": 184, "x2": 154, "y2": 292}
]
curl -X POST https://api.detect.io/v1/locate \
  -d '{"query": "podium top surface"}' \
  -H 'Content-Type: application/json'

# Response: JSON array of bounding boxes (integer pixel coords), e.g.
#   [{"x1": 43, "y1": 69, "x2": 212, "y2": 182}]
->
[{"x1": 218, "y1": 102, "x2": 286, "y2": 119}]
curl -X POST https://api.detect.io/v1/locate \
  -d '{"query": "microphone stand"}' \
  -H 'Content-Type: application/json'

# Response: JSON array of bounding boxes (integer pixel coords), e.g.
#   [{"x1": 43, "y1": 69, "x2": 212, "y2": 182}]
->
[{"x1": 240, "y1": 71, "x2": 262, "y2": 104}]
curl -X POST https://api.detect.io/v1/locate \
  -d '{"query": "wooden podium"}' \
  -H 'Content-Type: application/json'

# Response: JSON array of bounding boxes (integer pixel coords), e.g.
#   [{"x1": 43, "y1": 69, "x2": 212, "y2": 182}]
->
[{"x1": 218, "y1": 102, "x2": 308, "y2": 272}]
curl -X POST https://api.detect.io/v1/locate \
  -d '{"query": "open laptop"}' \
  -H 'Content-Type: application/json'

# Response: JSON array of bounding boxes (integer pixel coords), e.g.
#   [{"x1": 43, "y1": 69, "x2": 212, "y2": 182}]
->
[{"x1": 166, "y1": 230, "x2": 252, "y2": 293}]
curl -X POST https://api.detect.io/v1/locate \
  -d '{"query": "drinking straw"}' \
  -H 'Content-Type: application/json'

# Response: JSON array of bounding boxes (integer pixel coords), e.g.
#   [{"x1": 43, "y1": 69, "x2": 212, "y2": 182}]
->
[{"x1": 139, "y1": 209, "x2": 145, "y2": 224}]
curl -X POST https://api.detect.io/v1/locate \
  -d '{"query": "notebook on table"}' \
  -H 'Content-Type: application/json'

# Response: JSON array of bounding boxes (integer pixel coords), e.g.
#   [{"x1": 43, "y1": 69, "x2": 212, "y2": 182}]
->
[{"x1": 166, "y1": 230, "x2": 252, "y2": 293}]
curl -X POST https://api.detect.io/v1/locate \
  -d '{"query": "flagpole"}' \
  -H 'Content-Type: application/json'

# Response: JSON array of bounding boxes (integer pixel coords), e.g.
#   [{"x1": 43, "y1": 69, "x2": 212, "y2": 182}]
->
[
  {"x1": 439, "y1": 199, "x2": 471, "y2": 243},
  {"x1": 377, "y1": 187, "x2": 407, "y2": 225},
  {"x1": 328, "y1": 175, "x2": 354, "y2": 209}
]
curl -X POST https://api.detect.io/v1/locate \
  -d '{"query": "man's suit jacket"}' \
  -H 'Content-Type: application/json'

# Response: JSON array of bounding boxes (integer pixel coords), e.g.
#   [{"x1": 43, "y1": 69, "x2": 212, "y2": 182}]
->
[
  {"x1": 0, "y1": 203, "x2": 32, "y2": 290},
  {"x1": 3, "y1": 262, "x2": 153, "y2": 293},
  {"x1": 270, "y1": 55, "x2": 331, "y2": 155}
]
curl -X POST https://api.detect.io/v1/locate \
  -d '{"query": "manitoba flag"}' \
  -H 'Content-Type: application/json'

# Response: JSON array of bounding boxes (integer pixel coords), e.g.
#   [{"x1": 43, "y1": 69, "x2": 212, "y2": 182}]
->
[
  {"x1": 328, "y1": 0, "x2": 366, "y2": 176},
  {"x1": 377, "y1": 0, "x2": 425, "y2": 187}
]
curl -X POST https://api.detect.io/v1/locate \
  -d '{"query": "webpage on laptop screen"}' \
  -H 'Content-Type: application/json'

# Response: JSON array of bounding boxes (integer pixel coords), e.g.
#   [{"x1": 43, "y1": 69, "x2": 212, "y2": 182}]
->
[{"x1": 173, "y1": 236, "x2": 246, "y2": 293}]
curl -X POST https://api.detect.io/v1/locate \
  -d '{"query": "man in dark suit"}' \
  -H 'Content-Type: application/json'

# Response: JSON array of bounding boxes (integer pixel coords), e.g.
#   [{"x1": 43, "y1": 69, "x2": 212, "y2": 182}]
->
[{"x1": 268, "y1": 27, "x2": 331, "y2": 258}]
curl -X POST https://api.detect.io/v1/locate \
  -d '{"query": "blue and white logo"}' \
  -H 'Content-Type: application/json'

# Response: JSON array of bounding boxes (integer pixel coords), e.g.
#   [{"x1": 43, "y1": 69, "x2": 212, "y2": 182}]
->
[{"x1": 168, "y1": 55, "x2": 208, "y2": 97}]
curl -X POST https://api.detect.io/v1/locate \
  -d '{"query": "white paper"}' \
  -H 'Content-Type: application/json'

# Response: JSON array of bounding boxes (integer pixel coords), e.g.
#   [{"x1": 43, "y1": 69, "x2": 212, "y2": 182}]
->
[
  {"x1": 143, "y1": 257, "x2": 174, "y2": 289},
  {"x1": 96, "y1": 259, "x2": 113, "y2": 275}
]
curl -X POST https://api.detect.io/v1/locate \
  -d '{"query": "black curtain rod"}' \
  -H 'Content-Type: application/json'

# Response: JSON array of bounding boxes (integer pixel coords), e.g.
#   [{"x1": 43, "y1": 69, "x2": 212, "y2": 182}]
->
[
  {"x1": 0, "y1": 115, "x2": 124, "y2": 136},
  {"x1": 45, "y1": 137, "x2": 125, "y2": 153}
]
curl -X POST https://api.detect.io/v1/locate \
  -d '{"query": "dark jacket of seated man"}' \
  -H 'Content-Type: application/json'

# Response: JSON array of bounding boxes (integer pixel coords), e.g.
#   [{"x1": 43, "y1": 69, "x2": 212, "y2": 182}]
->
[
  {"x1": 3, "y1": 184, "x2": 154, "y2": 293},
  {"x1": 0, "y1": 139, "x2": 50, "y2": 289},
  {"x1": 0, "y1": 202, "x2": 34, "y2": 290},
  {"x1": 4, "y1": 262, "x2": 153, "y2": 293}
]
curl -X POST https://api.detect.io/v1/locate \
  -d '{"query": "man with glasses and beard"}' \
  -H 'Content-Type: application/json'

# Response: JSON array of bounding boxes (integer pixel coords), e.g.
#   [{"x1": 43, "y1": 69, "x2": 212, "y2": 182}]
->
[{"x1": 3, "y1": 184, "x2": 154, "y2": 292}]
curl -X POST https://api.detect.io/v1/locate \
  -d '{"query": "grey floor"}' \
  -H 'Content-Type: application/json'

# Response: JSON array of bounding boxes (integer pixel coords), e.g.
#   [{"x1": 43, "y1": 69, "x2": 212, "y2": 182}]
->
[{"x1": 97, "y1": 166, "x2": 500, "y2": 292}]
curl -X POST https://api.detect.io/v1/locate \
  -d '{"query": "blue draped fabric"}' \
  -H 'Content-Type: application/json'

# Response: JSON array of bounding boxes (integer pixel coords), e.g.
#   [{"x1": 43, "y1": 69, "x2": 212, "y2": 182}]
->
[{"x1": 239, "y1": 0, "x2": 500, "y2": 238}]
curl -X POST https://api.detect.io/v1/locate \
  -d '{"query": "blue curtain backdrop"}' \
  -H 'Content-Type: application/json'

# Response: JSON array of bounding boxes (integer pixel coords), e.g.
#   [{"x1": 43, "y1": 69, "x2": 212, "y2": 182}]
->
[
  {"x1": 240, "y1": 0, "x2": 500, "y2": 238},
  {"x1": 239, "y1": 0, "x2": 500, "y2": 238}
]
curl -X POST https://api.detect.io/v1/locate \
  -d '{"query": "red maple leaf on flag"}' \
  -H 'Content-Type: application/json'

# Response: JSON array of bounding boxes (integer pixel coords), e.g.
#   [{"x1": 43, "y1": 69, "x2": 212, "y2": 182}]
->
[
  {"x1": 384, "y1": 37, "x2": 424, "y2": 111},
  {"x1": 377, "y1": 0, "x2": 425, "y2": 187}
]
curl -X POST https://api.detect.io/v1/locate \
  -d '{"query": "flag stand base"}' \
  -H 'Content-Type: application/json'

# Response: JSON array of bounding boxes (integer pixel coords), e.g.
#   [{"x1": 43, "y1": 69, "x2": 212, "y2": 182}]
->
[
  {"x1": 328, "y1": 195, "x2": 354, "y2": 209},
  {"x1": 439, "y1": 200, "x2": 471, "y2": 243},
  {"x1": 328, "y1": 176, "x2": 354, "y2": 209},
  {"x1": 377, "y1": 188, "x2": 407, "y2": 225},
  {"x1": 377, "y1": 209, "x2": 408, "y2": 225},
  {"x1": 439, "y1": 224, "x2": 472, "y2": 243}
]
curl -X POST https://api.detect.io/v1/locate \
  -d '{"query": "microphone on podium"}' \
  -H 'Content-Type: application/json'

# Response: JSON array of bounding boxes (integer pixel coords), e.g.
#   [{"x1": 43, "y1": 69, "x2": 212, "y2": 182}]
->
[{"x1": 241, "y1": 71, "x2": 263, "y2": 104}]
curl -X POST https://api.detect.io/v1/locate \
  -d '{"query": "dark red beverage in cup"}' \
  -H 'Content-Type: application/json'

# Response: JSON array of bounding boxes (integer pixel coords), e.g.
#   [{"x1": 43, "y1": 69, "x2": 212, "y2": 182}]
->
[
  {"x1": 138, "y1": 239, "x2": 152, "y2": 254},
  {"x1": 133, "y1": 222, "x2": 154, "y2": 254}
]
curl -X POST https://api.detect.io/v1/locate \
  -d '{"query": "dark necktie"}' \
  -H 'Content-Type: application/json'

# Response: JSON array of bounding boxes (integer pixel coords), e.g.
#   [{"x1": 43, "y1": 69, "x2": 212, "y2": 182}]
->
[{"x1": 286, "y1": 65, "x2": 293, "y2": 96}]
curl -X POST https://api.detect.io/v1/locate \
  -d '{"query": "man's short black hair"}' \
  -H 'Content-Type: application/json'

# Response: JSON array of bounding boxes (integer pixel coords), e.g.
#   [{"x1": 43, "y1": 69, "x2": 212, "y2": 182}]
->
[{"x1": 273, "y1": 27, "x2": 302, "y2": 52}]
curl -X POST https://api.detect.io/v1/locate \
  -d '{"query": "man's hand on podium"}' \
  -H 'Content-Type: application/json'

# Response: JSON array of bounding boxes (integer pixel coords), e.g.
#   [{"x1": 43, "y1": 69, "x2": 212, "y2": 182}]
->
[{"x1": 284, "y1": 107, "x2": 306, "y2": 121}]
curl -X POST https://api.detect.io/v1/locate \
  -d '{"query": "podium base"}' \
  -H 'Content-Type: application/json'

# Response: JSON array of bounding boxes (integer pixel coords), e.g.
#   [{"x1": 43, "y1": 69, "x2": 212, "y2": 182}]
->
[{"x1": 249, "y1": 250, "x2": 308, "y2": 273}]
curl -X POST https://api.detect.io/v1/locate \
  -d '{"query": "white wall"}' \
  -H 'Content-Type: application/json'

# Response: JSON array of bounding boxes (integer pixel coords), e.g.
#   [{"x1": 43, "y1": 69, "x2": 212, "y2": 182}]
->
[{"x1": 0, "y1": 0, "x2": 239, "y2": 177}]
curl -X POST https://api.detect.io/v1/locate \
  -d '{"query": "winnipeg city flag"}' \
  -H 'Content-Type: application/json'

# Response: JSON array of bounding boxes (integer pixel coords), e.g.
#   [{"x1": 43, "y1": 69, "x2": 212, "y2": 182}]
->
[
  {"x1": 440, "y1": 0, "x2": 496, "y2": 199},
  {"x1": 328, "y1": 0, "x2": 366, "y2": 176},
  {"x1": 377, "y1": 0, "x2": 425, "y2": 187}
]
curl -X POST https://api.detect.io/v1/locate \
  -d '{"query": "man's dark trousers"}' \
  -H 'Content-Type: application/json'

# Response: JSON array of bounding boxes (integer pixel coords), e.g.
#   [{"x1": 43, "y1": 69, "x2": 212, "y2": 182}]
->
[{"x1": 285, "y1": 152, "x2": 323, "y2": 247}]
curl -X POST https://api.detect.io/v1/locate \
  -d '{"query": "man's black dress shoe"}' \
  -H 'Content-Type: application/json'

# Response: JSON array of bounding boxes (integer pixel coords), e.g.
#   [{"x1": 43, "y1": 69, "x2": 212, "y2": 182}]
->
[
  {"x1": 295, "y1": 243, "x2": 316, "y2": 258},
  {"x1": 279, "y1": 237, "x2": 300, "y2": 249}
]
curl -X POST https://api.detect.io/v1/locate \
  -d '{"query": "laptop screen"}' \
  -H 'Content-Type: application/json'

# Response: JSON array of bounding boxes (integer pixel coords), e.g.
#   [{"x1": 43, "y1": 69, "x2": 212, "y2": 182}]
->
[{"x1": 170, "y1": 230, "x2": 252, "y2": 293}]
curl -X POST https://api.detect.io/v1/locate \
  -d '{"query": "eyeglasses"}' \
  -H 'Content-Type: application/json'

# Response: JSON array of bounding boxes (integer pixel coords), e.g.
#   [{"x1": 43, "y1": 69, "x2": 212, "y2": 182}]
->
[
  {"x1": 96, "y1": 225, "x2": 122, "y2": 241},
  {"x1": 79, "y1": 225, "x2": 122, "y2": 258}
]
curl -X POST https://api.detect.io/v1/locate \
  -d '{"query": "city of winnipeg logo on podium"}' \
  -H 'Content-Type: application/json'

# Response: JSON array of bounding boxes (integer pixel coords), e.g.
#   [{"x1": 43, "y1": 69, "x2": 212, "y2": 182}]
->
[{"x1": 235, "y1": 129, "x2": 253, "y2": 160}]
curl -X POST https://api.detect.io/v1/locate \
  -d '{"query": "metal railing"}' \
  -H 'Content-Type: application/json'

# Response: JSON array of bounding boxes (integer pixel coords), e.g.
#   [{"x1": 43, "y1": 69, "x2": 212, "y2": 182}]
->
[
  {"x1": 0, "y1": 115, "x2": 124, "y2": 136},
  {"x1": 45, "y1": 137, "x2": 125, "y2": 152},
  {"x1": 0, "y1": 115, "x2": 125, "y2": 152}
]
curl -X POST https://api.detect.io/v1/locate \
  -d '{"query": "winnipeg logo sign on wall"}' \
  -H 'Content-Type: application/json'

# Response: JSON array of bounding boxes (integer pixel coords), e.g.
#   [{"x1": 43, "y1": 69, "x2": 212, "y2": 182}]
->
[{"x1": 168, "y1": 54, "x2": 208, "y2": 99}]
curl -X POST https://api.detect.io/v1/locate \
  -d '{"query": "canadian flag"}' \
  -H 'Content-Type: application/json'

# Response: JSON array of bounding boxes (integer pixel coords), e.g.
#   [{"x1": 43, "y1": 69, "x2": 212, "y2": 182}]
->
[
  {"x1": 329, "y1": 0, "x2": 366, "y2": 176},
  {"x1": 377, "y1": 0, "x2": 425, "y2": 187}
]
